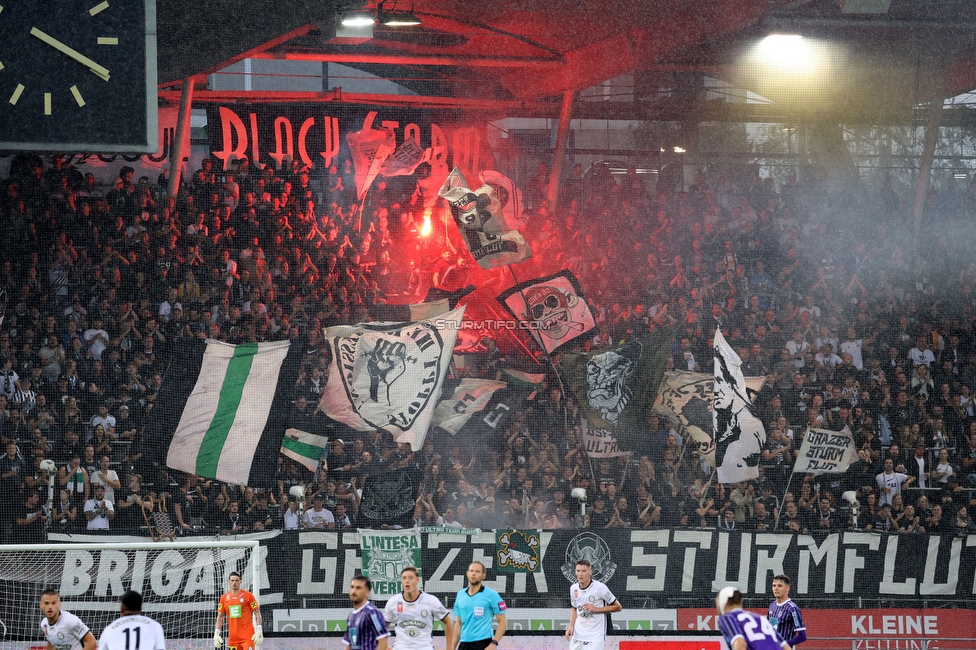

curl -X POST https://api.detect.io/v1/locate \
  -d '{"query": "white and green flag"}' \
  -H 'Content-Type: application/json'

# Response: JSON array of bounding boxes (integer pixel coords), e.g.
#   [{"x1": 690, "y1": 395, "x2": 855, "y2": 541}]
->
[
  {"x1": 280, "y1": 428, "x2": 329, "y2": 472},
  {"x1": 155, "y1": 338, "x2": 303, "y2": 486},
  {"x1": 359, "y1": 528, "x2": 422, "y2": 600}
]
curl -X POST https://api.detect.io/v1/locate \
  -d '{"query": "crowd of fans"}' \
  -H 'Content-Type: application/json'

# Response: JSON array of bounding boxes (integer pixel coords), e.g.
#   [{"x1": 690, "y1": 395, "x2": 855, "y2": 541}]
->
[{"x1": 1, "y1": 147, "x2": 976, "y2": 542}]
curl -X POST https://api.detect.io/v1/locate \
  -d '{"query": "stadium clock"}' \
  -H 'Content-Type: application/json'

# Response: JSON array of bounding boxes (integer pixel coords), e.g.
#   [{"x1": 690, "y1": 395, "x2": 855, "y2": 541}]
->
[{"x1": 0, "y1": 0, "x2": 157, "y2": 153}]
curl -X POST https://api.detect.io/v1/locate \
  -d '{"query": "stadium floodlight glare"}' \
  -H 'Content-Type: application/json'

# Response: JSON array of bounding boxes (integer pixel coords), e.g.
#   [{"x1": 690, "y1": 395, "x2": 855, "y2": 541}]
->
[
  {"x1": 340, "y1": 11, "x2": 376, "y2": 27},
  {"x1": 378, "y1": 2, "x2": 422, "y2": 26},
  {"x1": 758, "y1": 34, "x2": 817, "y2": 74},
  {"x1": 381, "y1": 10, "x2": 422, "y2": 26}
]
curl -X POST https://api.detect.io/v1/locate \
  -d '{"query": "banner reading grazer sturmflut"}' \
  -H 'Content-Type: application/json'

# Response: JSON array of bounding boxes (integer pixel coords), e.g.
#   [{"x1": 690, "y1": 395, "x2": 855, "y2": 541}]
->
[
  {"x1": 154, "y1": 338, "x2": 303, "y2": 487},
  {"x1": 359, "y1": 528, "x2": 422, "y2": 599},
  {"x1": 320, "y1": 307, "x2": 464, "y2": 451},
  {"x1": 497, "y1": 270, "x2": 597, "y2": 354},
  {"x1": 794, "y1": 425, "x2": 858, "y2": 475}
]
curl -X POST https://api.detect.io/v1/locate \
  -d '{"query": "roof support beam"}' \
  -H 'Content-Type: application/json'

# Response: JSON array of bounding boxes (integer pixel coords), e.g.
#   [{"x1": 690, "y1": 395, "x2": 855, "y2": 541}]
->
[
  {"x1": 249, "y1": 51, "x2": 565, "y2": 68},
  {"x1": 158, "y1": 89, "x2": 555, "y2": 113}
]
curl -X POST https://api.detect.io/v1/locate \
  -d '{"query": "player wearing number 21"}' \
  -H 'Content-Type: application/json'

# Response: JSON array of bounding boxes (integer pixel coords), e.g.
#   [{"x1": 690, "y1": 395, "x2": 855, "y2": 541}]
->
[
  {"x1": 39, "y1": 589, "x2": 97, "y2": 650},
  {"x1": 215, "y1": 572, "x2": 263, "y2": 650},
  {"x1": 566, "y1": 559, "x2": 621, "y2": 650},
  {"x1": 717, "y1": 587, "x2": 792, "y2": 650},
  {"x1": 97, "y1": 590, "x2": 166, "y2": 650}
]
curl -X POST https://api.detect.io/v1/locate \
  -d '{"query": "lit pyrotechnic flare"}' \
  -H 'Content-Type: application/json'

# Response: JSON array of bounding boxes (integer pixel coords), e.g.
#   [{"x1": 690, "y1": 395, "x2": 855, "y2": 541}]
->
[{"x1": 420, "y1": 209, "x2": 432, "y2": 237}]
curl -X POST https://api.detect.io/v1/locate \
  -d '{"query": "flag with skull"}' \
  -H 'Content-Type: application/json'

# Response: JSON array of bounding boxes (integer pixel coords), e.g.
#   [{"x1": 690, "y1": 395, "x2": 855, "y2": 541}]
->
[
  {"x1": 438, "y1": 166, "x2": 532, "y2": 269},
  {"x1": 561, "y1": 324, "x2": 678, "y2": 453},
  {"x1": 497, "y1": 270, "x2": 597, "y2": 354}
]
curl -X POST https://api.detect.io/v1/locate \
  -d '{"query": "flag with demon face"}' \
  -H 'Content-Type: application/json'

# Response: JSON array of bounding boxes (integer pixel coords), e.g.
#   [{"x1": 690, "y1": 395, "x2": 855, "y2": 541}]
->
[
  {"x1": 561, "y1": 324, "x2": 678, "y2": 453},
  {"x1": 438, "y1": 166, "x2": 532, "y2": 269},
  {"x1": 497, "y1": 270, "x2": 596, "y2": 354}
]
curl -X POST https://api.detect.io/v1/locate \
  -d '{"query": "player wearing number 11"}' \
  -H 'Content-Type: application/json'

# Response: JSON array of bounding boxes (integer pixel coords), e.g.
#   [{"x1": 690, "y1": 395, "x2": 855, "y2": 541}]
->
[
  {"x1": 716, "y1": 587, "x2": 792, "y2": 650},
  {"x1": 97, "y1": 590, "x2": 166, "y2": 650}
]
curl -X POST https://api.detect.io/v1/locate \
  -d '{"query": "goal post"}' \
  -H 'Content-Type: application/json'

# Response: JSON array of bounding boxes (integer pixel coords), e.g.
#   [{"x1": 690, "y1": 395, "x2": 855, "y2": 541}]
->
[{"x1": 0, "y1": 540, "x2": 261, "y2": 650}]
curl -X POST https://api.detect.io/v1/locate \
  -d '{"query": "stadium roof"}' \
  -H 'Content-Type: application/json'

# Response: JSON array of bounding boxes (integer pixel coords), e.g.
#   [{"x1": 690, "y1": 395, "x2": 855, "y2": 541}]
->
[{"x1": 157, "y1": 0, "x2": 976, "y2": 121}]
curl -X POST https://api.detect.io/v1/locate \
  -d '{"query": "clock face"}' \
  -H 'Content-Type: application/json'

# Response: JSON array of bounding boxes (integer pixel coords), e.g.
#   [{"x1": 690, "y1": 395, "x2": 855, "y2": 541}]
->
[{"x1": 0, "y1": 0, "x2": 157, "y2": 152}]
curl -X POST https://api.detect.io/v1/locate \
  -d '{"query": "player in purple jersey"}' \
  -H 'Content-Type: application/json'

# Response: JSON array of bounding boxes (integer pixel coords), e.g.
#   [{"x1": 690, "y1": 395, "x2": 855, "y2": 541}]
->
[
  {"x1": 344, "y1": 576, "x2": 390, "y2": 650},
  {"x1": 716, "y1": 587, "x2": 792, "y2": 650},
  {"x1": 769, "y1": 575, "x2": 806, "y2": 647}
]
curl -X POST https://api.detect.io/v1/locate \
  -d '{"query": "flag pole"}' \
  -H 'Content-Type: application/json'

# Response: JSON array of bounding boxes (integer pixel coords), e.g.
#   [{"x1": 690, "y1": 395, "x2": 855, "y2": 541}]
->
[
  {"x1": 355, "y1": 189, "x2": 369, "y2": 232},
  {"x1": 505, "y1": 264, "x2": 571, "y2": 398},
  {"x1": 775, "y1": 469, "x2": 796, "y2": 531}
]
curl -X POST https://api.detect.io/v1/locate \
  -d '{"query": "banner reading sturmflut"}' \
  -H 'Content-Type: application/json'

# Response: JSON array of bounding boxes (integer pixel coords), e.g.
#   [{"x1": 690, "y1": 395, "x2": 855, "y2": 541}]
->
[
  {"x1": 359, "y1": 528, "x2": 422, "y2": 599},
  {"x1": 320, "y1": 307, "x2": 464, "y2": 451},
  {"x1": 794, "y1": 425, "x2": 858, "y2": 474},
  {"x1": 154, "y1": 338, "x2": 303, "y2": 487}
]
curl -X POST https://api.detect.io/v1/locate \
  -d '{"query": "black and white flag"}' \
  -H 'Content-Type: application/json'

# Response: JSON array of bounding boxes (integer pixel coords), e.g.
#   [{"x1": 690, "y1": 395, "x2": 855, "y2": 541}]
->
[
  {"x1": 319, "y1": 307, "x2": 463, "y2": 450},
  {"x1": 431, "y1": 379, "x2": 508, "y2": 435},
  {"x1": 713, "y1": 328, "x2": 767, "y2": 483},
  {"x1": 497, "y1": 270, "x2": 597, "y2": 354},
  {"x1": 438, "y1": 167, "x2": 532, "y2": 269}
]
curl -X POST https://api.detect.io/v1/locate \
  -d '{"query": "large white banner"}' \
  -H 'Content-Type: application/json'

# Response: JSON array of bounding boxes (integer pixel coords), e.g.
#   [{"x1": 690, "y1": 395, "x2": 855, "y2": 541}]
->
[{"x1": 320, "y1": 307, "x2": 463, "y2": 450}]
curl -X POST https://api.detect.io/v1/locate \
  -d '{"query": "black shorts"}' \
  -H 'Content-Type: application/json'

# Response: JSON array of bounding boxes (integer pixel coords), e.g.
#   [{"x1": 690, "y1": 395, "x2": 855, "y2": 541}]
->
[{"x1": 458, "y1": 640, "x2": 495, "y2": 650}]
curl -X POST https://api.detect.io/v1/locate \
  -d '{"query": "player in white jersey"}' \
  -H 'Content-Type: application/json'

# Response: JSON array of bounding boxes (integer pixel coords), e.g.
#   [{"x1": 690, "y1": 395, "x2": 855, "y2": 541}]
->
[
  {"x1": 384, "y1": 566, "x2": 454, "y2": 650},
  {"x1": 39, "y1": 589, "x2": 97, "y2": 650},
  {"x1": 98, "y1": 590, "x2": 166, "y2": 650},
  {"x1": 566, "y1": 559, "x2": 621, "y2": 650}
]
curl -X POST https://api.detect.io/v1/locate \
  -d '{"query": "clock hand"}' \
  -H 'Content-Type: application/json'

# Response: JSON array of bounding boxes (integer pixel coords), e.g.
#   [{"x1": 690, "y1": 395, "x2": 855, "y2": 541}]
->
[{"x1": 29, "y1": 27, "x2": 110, "y2": 81}]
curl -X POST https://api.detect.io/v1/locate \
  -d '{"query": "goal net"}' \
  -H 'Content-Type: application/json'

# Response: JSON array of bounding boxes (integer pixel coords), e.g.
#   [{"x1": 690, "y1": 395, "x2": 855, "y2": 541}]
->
[{"x1": 0, "y1": 540, "x2": 261, "y2": 650}]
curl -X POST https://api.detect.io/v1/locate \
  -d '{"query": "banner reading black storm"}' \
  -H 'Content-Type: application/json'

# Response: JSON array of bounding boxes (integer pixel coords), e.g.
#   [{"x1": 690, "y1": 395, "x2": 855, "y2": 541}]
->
[
  {"x1": 6, "y1": 528, "x2": 976, "y2": 642},
  {"x1": 205, "y1": 105, "x2": 492, "y2": 198}
]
